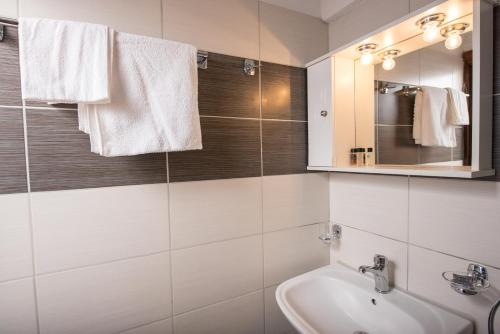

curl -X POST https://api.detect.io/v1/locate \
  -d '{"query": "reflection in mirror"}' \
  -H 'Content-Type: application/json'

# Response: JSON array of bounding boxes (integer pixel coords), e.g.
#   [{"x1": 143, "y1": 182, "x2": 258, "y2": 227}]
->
[{"x1": 374, "y1": 31, "x2": 472, "y2": 167}]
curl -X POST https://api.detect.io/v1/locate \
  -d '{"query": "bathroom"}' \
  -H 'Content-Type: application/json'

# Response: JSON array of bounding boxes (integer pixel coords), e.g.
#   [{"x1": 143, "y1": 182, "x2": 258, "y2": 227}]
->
[{"x1": 0, "y1": 0, "x2": 498, "y2": 333}]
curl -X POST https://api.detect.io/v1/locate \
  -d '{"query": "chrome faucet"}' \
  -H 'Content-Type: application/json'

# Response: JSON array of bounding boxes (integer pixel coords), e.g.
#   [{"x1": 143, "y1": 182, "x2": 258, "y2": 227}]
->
[{"x1": 359, "y1": 254, "x2": 390, "y2": 293}]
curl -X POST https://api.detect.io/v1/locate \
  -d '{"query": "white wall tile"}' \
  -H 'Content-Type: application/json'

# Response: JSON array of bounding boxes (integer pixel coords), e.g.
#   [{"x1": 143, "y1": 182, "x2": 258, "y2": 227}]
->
[
  {"x1": 259, "y1": 2, "x2": 328, "y2": 67},
  {"x1": 170, "y1": 178, "x2": 262, "y2": 249},
  {"x1": 263, "y1": 173, "x2": 329, "y2": 232},
  {"x1": 163, "y1": 0, "x2": 259, "y2": 59},
  {"x1": 119, "y1": 319, "x2": 172, "y2": 334},
  {"x1": 37, "y1": 253, "x2": 172, "y2": 334},
  {"x1": 0, "y1": 193, "x2": 33, "y2": 282},
  {"x1": 264, "y1": 285, "x2": 298, "y2": 334},
  {"x1": 264, "y1": 224, "x2": 329, "y2": 287},
  {"x1": 329, "y1": 173, "x2": 409, "y2": 241},
  {"x1": 173, "y1": 291, "x2": 264, "y2": 334},
  {"x1": 331, "y1": 225, "x2": 408, "y2": 289},
  {"x1": 171, "y1": 235, "x2": 262, "y2": 314},
  {"x1": 0, "y1": 278, "x2": 38, "y2": 334},
  {"x1": 0, "y1": 0, "x2": 17, "y2": 18},
  {"x1": 328, "y1": 0, "x2": 410, "y2": 51},
  {"x1": 31, "y1": 184, "x2": 169, "y2": 274},
  {"x1": 409, "y1": 178, "x2": 500, "y2": 268},
  {"x1": 18, "y1": 0, "x2": 162, "y2": 37},
  {"x1": 408, "y1": 245, "x2": 500, "y2": 334}
]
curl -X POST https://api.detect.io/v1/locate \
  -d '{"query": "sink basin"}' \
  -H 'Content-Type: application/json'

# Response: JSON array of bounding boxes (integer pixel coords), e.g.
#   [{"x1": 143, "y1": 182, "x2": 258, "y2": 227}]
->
[{"x1": 276, "y1": 264, "x2": 473, "y2": 334}]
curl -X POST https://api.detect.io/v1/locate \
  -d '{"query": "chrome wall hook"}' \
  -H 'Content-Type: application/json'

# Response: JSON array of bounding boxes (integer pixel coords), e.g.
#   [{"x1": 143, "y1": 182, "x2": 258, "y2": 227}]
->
[
  {"x1": 319, "y1": 223, "x2": 342, "y2": 243},
  {"x1": 442, "y1": 263, "x2": 490, "y2": 295},
  {"x1": 243, "y1": 59, "x2": 258, "y2": 76}
]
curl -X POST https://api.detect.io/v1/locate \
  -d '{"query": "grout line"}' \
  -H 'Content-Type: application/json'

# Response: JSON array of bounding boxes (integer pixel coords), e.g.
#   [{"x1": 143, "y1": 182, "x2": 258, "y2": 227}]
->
[
  {"x1": 199, "y1": 114, "x2": 307, "y2": 123},
  {"x1": 36, "y1": 249, "x2": 171, "y2": 278},
  {"x1": 0, "y1": 274, "x2": 35, "y2": 285},
  {"x1": 113, "y1": 317, "x2": 172, "y2": 334},
  {"x1": 406, "y1": 176, "x2": 410, "y2": 291},
  {"x1": 24, "y1": 106, "x2": 77, "y2": 112},
  {"x1": 21, "y1": 101, "x2": 41, "y2": 334},
  {"x1": 0, "y1": 105, "x2": 23, "y2": 109}
]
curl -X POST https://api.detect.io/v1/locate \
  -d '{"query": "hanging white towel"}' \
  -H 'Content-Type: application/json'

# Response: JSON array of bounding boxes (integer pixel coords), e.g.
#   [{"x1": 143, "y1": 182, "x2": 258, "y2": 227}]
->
[
  {"x1": 446, "y1": 87, "x2": 469, "y2": 126},
  {"x1": 18, "y1": 17, "x2": 111, "y2": 103},
  {"x1": 413, "y1": 86, "x2": 456, "y2": 147},
  {"x1": 413, "y1": 90, "x2": 423, "y2": 145},
  {"x1": 79, "y1": 32, "x2": 202, "y2": 157}
]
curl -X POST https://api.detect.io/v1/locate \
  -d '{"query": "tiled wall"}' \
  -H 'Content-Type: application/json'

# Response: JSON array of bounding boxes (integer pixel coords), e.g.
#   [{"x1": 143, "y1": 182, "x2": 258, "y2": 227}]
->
[
  {"x1": 329, "y1": 5, "x2": 500, "y2": 334},
  {"x1": 0, "y1": 1, "x2": 330, "y2": 334}
]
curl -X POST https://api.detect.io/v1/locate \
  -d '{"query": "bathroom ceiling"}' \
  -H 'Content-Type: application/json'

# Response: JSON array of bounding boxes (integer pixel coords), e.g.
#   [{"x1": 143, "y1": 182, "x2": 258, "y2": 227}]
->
[{"x1": 260, "y1": 0, "x2": 356, "y2": 21}]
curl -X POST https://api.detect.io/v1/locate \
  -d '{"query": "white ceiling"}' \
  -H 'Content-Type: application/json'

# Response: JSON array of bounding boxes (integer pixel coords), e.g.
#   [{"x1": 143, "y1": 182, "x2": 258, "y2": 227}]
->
[{"x1": 260, "y1": 0, "x2": 356, "y2": 21}]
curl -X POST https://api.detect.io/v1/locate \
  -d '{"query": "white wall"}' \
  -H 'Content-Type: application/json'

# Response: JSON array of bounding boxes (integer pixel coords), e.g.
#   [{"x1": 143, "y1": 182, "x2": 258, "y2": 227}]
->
[{"x1": 0, "y1": 1, "x2": 330, "y2": 334}]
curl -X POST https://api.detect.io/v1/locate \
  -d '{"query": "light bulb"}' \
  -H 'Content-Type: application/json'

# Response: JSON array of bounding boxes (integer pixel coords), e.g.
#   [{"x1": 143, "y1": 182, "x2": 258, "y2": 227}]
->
[
  {"x1": 445, "y1": 32, "x2": 462, "y2": 50},
  {"x1": 382, "y1": 57, "x2": 396, "y2": 71},
  {"x1": 422, "y1": 23, "x2": 439, "y2": 42},
  {"x1": 360, "y1": 53, "x2": 373, "y2": 65}
]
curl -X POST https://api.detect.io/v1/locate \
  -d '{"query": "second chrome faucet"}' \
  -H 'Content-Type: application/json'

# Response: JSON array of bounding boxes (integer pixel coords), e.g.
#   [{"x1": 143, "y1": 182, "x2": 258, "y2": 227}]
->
[{"x1": 359, "y1": 254, "x2": 391, "y2": 294}]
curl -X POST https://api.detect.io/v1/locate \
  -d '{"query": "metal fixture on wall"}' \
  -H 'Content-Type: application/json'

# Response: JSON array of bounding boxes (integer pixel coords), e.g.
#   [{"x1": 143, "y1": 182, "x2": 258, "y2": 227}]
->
[
  {"x1": 318, "y1": 223, "x2": 342, "y2": 243},
  {"x1": 416, "y1": 13, "x2": 446, "y2": 42},
  {"x1": 243, "y1": 59, "x2": 258, "y2": 76},
  {"x1": 442, "y1": 263, "x2": 490, "y2": 295},
  {"x1": 378, "y1": 49, "x2": 401, "y2": 71},
  {"x1": 197, "y1": 51, "x2": 208, "y2": 70},
  {"x1": 441, "y1": 22, "x2": 470, "y2": 50},
  {"x1": 356, "y1": 43, "x2": 377, "y2": 65}
]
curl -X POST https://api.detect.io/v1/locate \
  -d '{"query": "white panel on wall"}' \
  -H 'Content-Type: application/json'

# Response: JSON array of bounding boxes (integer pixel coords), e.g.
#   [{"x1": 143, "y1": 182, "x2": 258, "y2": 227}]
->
[
  {"x1": 0, "y1": 0, "x2": 17, "y2": 18},
  {"x1": 328, "y1": 0, "x2": 410, "y2": 51},
  {"x1": 163, "y1": 0, "x2": 259, "y2": 59},
  {"x1": 31, "y1": 184, "x2": 169, "y2": 274},
  {"x1": 329, "y1": 173, "x2": 409, "y2": 241},
  {"x1": 119, "y1": 319, "x2": 172, "y2": 334},
  {"x1": 331, "y1": 225, "x2": 408, "y2": 289},
  {"x1": 170, "y1": 177, "x2": 262, "y2": 249},
  {"x1": 0, "y1": 278, "x2": 38, "y2": 334},
  {"x1": 264, "y1": 285, "x2": 298, "y2": 334},
  {"x1": 0, "y1": 193, "x2": 33, "y2": 282},
  {"x1": 171, "y1": 235, "x2": 263, "y2": 314},
  {"x1": 18, "y1": 0, "x2": 162, "y2": 37},
  {"x1": 409, "y1": 178, "x2": 500, "y2": 268},
  {"x1": 408, "y1": 245, "x2": 500, "y2": 334},
  {"x1": 173, "y1": 291, "x2": 264, "y2": 334},
  {"x1": 263, "y1": 173, "x2": 329, "y2": 232},
  {"x1": 37, "y1": 253, "x2": 172, "y2": 334},
  {"x1": 259, "y1": 2, "x2": 329, "y2": 67},
  {"x1": 264, "y1": 224, "x2": 330, "y2": 287}
]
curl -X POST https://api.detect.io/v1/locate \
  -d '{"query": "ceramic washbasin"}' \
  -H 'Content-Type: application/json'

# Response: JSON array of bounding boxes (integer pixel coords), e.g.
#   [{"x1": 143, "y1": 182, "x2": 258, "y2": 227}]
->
[{"x1": 276, "y1": 264, "x2": 473, "y2": 334}]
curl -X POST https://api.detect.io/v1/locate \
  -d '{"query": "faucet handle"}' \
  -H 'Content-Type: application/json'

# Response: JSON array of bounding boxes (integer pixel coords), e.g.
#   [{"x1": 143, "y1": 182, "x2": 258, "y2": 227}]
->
[{"x1": 373, "y1": 254, "x2": 387, "y2": 267}]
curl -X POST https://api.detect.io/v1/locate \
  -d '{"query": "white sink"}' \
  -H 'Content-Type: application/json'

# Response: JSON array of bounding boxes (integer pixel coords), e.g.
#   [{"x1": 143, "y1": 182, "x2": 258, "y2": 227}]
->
[{"x1": 276, "y1": 264, "x2": 473, "y2": 334}]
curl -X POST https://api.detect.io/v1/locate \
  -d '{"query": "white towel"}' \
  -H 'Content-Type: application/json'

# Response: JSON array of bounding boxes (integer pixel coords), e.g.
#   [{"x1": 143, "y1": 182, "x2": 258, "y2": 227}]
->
[
  {"x1": 79, "y1": 32, "x2": 202, "y2": 157},
  {"x1": 446, "y1": 88, "x2": 469, "y2": 126},
  {"x1": 413, "y1": 90, "x2": 423, "y2": 144},
  {"x1": 413, "y1": 86, "x2": 456, "y2": 147},
  {"x1": 18, "y1": 17, "x2": 111, "y2": 103}
]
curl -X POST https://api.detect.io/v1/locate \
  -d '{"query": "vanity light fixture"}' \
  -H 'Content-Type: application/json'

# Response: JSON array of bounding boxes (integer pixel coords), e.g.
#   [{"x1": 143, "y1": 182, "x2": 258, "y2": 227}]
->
[
  {"x1": 357, "y1": 43, "x2": 377, "y2": 65},
  {"x1": 416, "y1": 13, "x2": 446, "y2": 43},
  {"x1": 379, "y1": 49, "x2": 401, "y2": 71},
  {"x1": 441, "y1": 22, "x2": 469, "y2": 50}
]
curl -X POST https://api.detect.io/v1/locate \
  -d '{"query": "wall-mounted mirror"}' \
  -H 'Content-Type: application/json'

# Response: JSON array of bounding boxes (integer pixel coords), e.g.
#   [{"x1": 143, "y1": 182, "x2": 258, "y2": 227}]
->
[{"x1": 306, "y1": 0, "x2": 494, "y2": 178}]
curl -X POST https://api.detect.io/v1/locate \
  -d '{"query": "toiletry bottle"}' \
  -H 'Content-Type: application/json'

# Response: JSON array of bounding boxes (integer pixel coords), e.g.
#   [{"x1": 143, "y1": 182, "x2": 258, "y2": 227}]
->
[
  {"x1": 357, "y1": 148, "x2": 366, "y2": 167},
  {"x1": 350, "y1": 148, "x2": 357, "y2": 166},
  {"x1": 366, "y1": 147, "x2": 374, "y2": 166}
]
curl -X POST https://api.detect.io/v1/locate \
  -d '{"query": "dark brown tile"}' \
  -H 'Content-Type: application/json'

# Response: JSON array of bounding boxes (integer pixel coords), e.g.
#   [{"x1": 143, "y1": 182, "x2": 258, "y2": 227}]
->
[
  {"x1": 376, "y1": 125, "x2": 418, "y2": 165},
  {"x1": 262, "y1": 120, "x2": 307, "y2": 175},
  {"x1": 452, "y1": 127, "x2": 464, "y2": 162},
  {"x1": 27, "y1": 108, "x2": 167, "y2": 192},
  {"x1": 261, "y1": 62, "x2": 307, "y2": 121},
  {"x1": 198, "y1": 53, "x2": 259, "y2": 118},
  {"x1": 0, "y1": 26, "x2": 22, "y2": 106},
  {"x1": 377, "y1": 82, "x2": 415, "y2": 125},
  {"x1": 25, "y1": 102, "x2": 78, "y2": 109},
  {"x1": 169, "y1": 117, "x2": 261, "y2": 182},
  {"x1": 494, "y1": 6, "x2": 500, "y2": 94},
  {"x1": 419, "y1": 146, "x2": 452, "y2": 164},
  {"x1": 0, "y1": 107, "x2": 28, "y2": 194}
]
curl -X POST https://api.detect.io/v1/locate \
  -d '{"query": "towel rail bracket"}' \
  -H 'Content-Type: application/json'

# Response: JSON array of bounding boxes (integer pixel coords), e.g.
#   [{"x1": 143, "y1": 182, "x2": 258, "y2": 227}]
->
[
  {"x1": 0, "y1": 25, "x2": 4, "y2": 42},
  {"x1": 197, "y1": 51, "x2": 208, "y2": 70}
]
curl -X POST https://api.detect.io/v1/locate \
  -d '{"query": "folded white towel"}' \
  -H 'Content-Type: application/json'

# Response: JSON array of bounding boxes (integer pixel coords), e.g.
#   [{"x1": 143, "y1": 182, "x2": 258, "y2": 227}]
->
[
  {"x1": 413, "y1": 86, "x2": 456, "y2": 147},
  {"x1": 446, "y1": 87, "x2": 469, "y2": 126},
  {"x1": 18, "y1": 17, "x2": 111, "y2": 103},
  {"x1": 79, "y1": 32, "x2": 202, "y2": 157},
  {"x1": 413, "y1": 90, "x2": 423, "y2": 144}
]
